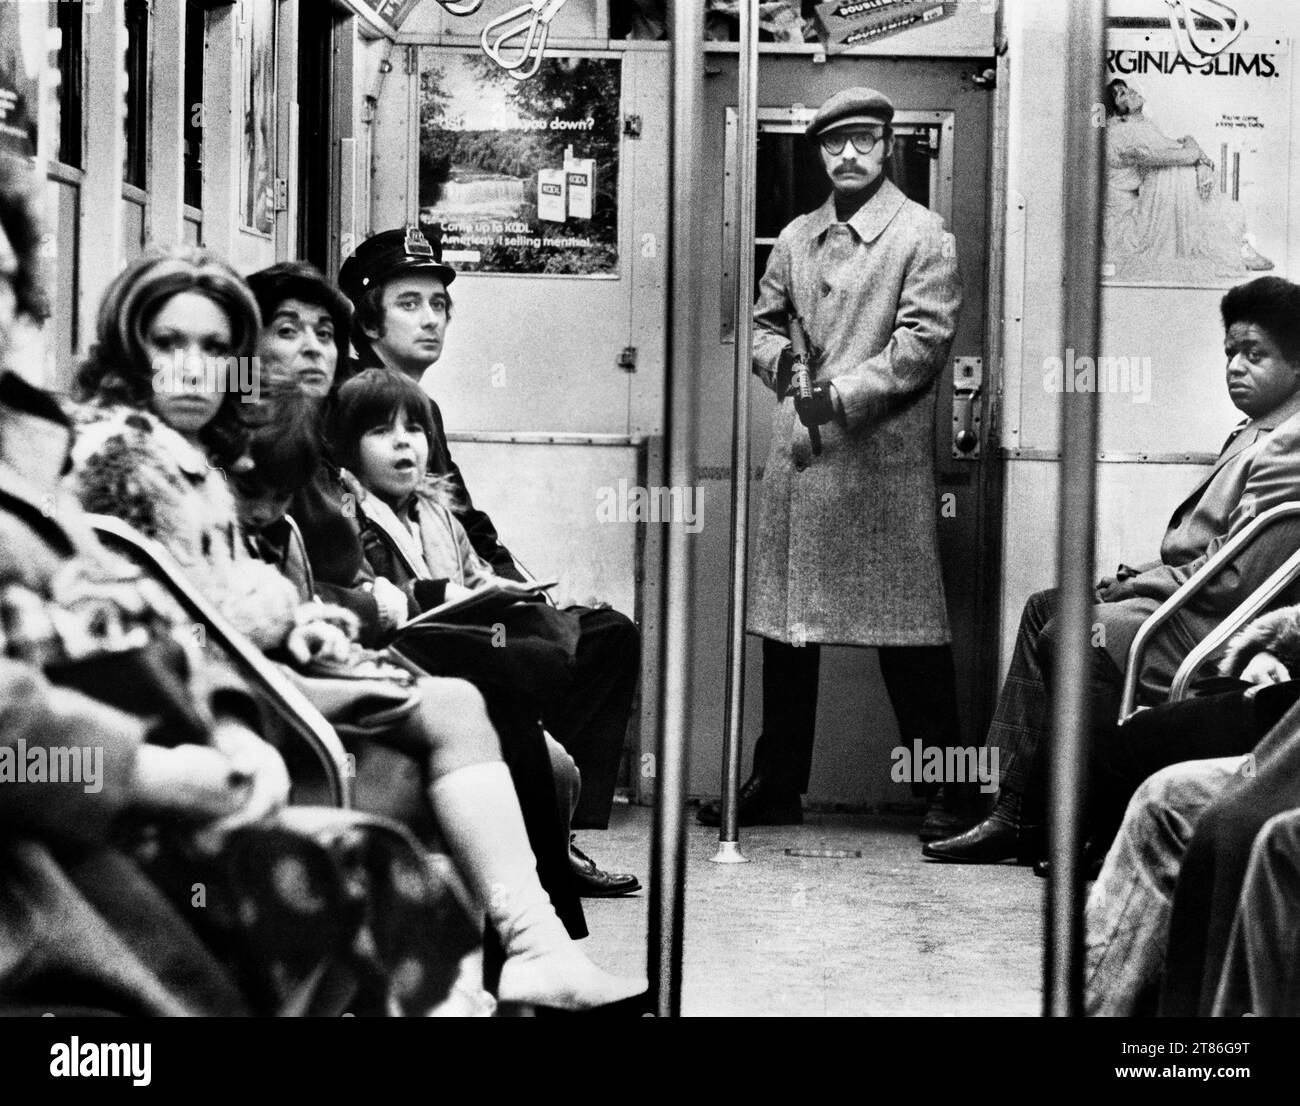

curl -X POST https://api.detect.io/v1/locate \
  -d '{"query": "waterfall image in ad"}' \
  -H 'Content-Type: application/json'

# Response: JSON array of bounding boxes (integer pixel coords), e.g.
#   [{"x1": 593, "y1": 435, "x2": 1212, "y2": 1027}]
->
[{"x1": 417, "y1": 50, "x2": 621, "y2": 277}]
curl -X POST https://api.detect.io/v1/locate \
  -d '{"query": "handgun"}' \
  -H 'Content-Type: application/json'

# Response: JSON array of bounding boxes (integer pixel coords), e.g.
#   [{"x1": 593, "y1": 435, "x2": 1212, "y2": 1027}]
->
[{"x1": 789, "y1": 315, "x2": 822, "y2": 456}]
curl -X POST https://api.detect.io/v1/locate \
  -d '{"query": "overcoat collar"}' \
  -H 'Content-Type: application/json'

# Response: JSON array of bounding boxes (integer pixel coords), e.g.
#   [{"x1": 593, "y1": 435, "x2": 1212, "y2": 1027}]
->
[{"x1": 804, "y1": 176, "x2": 908, "y2": 245}]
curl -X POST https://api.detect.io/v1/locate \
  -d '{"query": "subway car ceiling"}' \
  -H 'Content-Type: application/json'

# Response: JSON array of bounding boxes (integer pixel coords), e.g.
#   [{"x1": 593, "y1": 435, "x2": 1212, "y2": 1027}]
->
[{"x1": 7, "y1": 0, "x2": 1300, "y2": 817}]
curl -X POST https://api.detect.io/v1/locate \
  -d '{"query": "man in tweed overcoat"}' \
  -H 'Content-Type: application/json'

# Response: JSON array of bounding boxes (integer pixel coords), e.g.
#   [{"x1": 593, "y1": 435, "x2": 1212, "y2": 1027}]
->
[{"x1": 699, "y1": 87, "x2": 965, "y2": 834}]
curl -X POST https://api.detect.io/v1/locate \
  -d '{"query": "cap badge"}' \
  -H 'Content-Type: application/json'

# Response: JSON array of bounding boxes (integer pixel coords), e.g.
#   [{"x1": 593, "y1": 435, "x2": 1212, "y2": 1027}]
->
[{"x1": 405, "y1": 227, "x2": 434, "y2": 258}]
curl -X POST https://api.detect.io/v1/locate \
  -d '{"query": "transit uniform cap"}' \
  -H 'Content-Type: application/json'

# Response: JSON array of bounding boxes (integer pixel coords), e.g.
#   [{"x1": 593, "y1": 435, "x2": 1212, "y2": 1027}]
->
[
  {"x1": 806, "y1": 87, "x2": 894, "y2": 138},
  {"x1": 338, "y1": 225, "x2": 456, "y2": 307}
]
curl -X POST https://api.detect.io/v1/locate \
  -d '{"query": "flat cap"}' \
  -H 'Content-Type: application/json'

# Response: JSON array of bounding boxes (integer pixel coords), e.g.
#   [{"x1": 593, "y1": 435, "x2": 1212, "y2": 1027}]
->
[
  {"x1": 338, "y1": 225, "x2": 456, "y2": 306},
  {"x1": 806, "y1": 87, "x2": 894, "y2": 138}
]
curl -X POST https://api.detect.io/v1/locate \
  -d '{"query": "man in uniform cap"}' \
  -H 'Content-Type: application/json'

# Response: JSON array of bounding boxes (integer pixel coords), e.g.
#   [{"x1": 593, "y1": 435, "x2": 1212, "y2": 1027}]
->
[
  {"x1": 699, "y1": 86, "x2": 970, "y2": 839},
  {"x1": 335, "y1": 226, "x2": 644, "y2": 896}
]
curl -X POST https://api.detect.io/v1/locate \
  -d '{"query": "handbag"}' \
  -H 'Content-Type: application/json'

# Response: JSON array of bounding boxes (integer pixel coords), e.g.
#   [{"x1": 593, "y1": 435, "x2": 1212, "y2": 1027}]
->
[
  {"x1": 280, "y1": 656, "x2": 436, "y2": 837},
  {"x1": 281, "y1": 655, "x2": 424, "y2": 742}
]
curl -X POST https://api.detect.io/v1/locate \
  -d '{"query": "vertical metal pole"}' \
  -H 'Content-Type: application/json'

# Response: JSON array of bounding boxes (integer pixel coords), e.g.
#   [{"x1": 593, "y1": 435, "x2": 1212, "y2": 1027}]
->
[
  {"x1": 650, "y1": 0, "x2": 705, "y2": 1018},
  {"x1": 711, "y1": 0, "x2": 758, "y2": 866},
  {"x1": 1046, "y1": 0, "x2": 1108, "y2": 1018}
]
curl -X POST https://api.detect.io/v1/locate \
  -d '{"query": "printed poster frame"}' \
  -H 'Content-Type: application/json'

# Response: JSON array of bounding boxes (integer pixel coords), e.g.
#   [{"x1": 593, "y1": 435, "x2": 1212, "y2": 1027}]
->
[{"x1": 1101, "y1": 28, "x2": 1292, "y2": 289}]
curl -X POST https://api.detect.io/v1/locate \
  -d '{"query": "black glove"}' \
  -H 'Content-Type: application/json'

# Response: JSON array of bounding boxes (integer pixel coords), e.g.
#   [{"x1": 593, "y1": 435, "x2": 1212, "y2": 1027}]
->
[
  {"x1": 775, "y1": 348, "x2": 797, "y2": 397},
  {"x1": 795, "y1": 381, "x2": 837, "y2": 428}
]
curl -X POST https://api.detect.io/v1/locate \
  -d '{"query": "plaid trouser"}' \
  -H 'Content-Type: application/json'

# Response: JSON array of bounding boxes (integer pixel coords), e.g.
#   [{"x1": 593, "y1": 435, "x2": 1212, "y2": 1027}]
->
[{"x1": 985, "y1": 588, "x2": 1124, "y2": 814}]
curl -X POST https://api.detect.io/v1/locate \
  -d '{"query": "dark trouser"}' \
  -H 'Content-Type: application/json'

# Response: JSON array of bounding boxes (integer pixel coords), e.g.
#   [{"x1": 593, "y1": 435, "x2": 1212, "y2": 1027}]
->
[
  {"x1": 984, "y1": 588, "x2": 1124, "y2": 819},
  {"x1": 1157, "y1": 695, "x2": 1300, "y2": 1016},
  {"x1": 754, "y1": 636, "x2": 963, "y2": 798},
  {"x1": 544, "y1": 607, "x2": 641, "y2": 830},
  {"x1": 1090, "y1": 681, "x2": 1300, "y2": 851}
]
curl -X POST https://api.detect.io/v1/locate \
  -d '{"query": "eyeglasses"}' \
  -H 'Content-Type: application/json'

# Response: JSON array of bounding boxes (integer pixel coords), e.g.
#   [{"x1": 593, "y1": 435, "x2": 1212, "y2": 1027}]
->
[{"x1": 819, "y1": 131, "x2": 883, "y2": 157}]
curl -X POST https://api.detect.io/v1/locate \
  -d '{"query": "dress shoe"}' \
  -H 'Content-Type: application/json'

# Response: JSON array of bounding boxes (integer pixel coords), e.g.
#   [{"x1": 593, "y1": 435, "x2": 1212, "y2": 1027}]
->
[
  {"x1": 1032, "y1": 857, "x2": 1104, "y2": 881},
  {"x1": 696, "y1": 773, "x2": 802, "y2": 827},
  {"x1": 918, "y1": 787, "x2": 979, "y2": 842},
  {"x1": 568, "y1": 837, "x2": 641, "y2": 898},
  {"x1": 921, "y1": 813, "x2": 1043, "y2": 864},
  {"x1": 1033, "y1": 837, "x2": 1107, "y2": 881}
]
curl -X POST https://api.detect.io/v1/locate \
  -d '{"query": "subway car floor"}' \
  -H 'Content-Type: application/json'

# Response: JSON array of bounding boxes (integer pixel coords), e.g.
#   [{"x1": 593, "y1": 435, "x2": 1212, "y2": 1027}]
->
[{"x1": 581, "y1": 804, "x2": 1044, "y2": 1016}]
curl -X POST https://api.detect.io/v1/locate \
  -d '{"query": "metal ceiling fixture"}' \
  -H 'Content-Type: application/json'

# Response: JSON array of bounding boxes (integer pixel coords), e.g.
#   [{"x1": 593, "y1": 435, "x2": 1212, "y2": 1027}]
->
[
  {"x1": 432, "y1": 0, "x2": 570, "y2": 81},
  {"x1": 435, "y1": 1, "x2": 486, "y2": 15},
  {"x1": 1163, "y1": 0, "x2": 1245, "y2": 61},
  {"x1": 483, "y1": 0, "x2": 570, "y2": 81}
]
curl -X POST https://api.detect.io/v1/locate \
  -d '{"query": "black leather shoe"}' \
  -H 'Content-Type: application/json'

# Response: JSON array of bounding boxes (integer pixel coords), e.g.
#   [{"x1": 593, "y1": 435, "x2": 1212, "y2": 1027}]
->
[
  {"x1": 921, "y1": 815, "x2": 1043, "y2": 864},
  {"x1": 696, "y1": 774, "x2": 802, "y2": 827},
  {"x1": 569, "y1": 838, "x2": 641, "y2": 898},
  {"x1": 1032, "y1": 857, "x2": 1104, "y2": 881},
  {"x1": 918, "y1": 788, "x2": 979, "y2": 842},
  {"x1": 1033, "y1": 840, "x2": 1107, "y2": 881}
]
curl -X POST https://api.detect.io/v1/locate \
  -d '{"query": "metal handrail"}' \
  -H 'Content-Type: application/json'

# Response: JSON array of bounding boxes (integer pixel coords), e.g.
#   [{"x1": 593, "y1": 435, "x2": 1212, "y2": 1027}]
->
[
  {"x1": 88, "y1": 515, "x2": 352, "y2": 808},
  {"x1": 1117, "y1": 501, "x2": 1300, "y2": 722},
  {"x1": 1168, "y1": 547, "x2": 1300, "y2": 702}
]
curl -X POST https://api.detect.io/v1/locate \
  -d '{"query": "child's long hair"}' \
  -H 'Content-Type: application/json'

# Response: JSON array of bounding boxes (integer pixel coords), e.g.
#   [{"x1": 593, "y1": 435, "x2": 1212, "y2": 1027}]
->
[{"x1": 331, "y1": 368, "x2": 458, "y2": 509}]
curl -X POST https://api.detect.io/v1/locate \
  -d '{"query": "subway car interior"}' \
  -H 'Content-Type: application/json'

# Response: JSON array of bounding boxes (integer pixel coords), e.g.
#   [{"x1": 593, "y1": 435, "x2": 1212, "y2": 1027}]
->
[{"x1": 2, "y1": 0, "x2": 1300, "y2": 1037}]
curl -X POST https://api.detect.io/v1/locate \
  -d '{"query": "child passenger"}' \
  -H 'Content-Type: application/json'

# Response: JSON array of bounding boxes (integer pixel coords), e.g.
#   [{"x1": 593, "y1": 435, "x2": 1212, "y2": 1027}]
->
[{"x1": 330, "y1": 367, "x2": 535, "y2": 611}]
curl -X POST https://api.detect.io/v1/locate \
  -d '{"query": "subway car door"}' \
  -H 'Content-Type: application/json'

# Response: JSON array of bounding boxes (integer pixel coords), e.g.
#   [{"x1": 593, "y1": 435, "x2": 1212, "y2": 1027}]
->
[{"x1": 688, "y1": 58, "x2": 994, "y2": 811}]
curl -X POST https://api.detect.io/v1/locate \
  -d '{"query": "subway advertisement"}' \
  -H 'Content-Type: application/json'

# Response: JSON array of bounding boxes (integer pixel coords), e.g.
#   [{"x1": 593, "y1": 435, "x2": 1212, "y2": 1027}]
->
[{"x1": 418, "y1": 50, "x2": 621, "y2": 278}]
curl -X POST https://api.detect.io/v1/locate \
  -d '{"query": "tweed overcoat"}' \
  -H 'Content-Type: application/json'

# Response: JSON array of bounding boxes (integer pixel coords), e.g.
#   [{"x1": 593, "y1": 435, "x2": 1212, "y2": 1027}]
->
[{"x1": 748, "y1": 179, "x2": 963, "y2": 646}]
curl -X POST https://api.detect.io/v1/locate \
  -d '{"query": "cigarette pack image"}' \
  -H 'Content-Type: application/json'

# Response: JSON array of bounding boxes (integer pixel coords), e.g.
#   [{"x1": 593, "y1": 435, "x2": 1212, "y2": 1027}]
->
[
  {"x1": 564, "y1": 147, "x2": 596, "y2": 221},
  {"x1": 537, "y1": 168, "x2": 567, "y2": 223}
]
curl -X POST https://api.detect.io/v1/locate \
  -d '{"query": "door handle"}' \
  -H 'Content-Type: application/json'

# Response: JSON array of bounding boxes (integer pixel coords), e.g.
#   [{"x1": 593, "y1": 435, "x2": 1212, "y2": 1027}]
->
[{"x1": 951, "y1": 356, "x2": 983, "y2": 459}]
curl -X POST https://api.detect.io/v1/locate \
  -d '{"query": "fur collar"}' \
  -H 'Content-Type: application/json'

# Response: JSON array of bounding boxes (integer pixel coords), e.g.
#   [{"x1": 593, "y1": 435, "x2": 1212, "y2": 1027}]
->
[
  {"x1": 66, "y1": 403, "x2": 236, "y2": 565},
  {"x1": 1220, "y1": 605, "x2": 1300, "y2": 678}
]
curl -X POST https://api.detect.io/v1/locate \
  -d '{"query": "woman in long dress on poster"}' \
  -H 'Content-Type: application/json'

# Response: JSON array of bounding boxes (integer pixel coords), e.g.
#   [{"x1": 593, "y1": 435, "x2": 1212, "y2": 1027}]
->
[{"x1": 1103, "y1": 78, "x2": 1273, "y2": 283}]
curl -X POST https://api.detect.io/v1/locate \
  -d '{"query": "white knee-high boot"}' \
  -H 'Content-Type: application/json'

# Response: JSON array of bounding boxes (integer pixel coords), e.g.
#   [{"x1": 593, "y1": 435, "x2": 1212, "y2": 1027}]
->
[{"x1": 428, "y1": 761, "x2": 646, "y2": 1011}]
